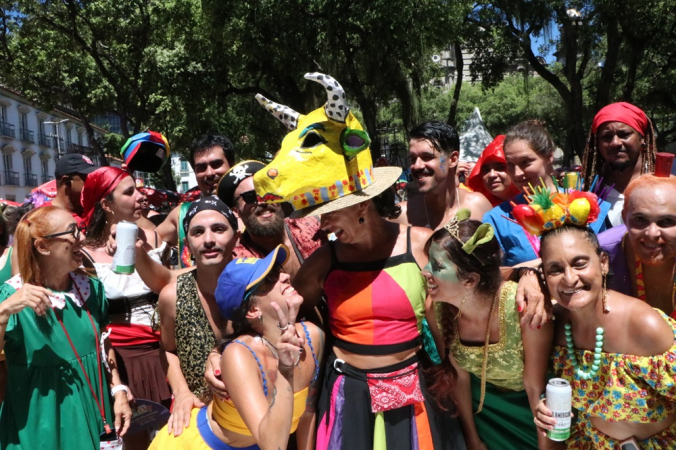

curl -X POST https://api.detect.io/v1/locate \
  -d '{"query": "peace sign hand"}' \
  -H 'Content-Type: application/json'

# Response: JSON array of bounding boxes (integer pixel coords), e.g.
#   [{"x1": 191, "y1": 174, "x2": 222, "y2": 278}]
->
[{"x1": 271, "y1": 299, "x2": 304, "y2": 374}]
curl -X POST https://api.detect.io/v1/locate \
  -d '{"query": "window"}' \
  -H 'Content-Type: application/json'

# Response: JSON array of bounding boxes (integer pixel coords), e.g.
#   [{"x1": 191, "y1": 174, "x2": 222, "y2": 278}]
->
[
  {"x1": 77, "y1": 131, "x2": 83, "y2": 146},
  {"x1": 19, "y1": 113, "x2": 28, "y2": 131},
  {"x1": 181, "y1": 181, "x2": 189, "y2": 193},
  {"x1": 24, "y1": 155, "x2": 32, "y2": 177},
  {"x1": 0, "y1": 106, "x2": 6, "y2": 123},
  {"x1": 41, "y1": 160, "x2": 48, "y2": 177},
  {"x1": 3, "y1": 153, "x2": 12, "y2": 171},
  {"x1": 65, "y1": 128, "x2": 72, "y2": 147},
  {"x1": 180, "y1": 159, "x2": 189, "y2": 173}
]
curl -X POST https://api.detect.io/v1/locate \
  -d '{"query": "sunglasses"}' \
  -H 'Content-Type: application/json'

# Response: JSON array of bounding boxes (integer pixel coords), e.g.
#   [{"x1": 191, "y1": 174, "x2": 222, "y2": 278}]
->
[
  {"x1": 42, "y1": 222, "x2": 87, "y2": 240},
  {"x1": 234, "y1": 190, "x2": 259, "y2": 205}
]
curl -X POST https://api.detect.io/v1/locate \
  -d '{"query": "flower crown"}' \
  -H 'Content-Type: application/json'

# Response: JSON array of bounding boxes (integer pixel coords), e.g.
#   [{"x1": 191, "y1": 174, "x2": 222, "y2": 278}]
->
[{"x1": 510, "y1": 181, "x2": 601, "y2": 236}]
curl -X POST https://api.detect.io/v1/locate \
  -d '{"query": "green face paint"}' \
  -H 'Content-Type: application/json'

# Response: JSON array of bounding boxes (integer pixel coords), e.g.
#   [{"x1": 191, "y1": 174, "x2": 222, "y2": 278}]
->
[{"x1": 425, "y1": 242, "x2": 460, "y2": 285}]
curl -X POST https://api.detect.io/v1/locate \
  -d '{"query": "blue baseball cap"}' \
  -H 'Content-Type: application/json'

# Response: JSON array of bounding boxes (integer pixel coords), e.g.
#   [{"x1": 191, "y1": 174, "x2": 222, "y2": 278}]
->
[{"x1": 215, "y1": 244, "x2": 290, "y2": 320}]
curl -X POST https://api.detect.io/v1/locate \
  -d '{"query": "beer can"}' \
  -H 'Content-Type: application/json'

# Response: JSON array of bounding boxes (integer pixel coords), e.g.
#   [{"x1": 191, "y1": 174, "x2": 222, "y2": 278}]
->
[
  {"x1": 546, "y1": 378, "x2": 572, "y2": 441},
  {"x1": 112, "y1": 221, "x2": 138, "y2": 274}
]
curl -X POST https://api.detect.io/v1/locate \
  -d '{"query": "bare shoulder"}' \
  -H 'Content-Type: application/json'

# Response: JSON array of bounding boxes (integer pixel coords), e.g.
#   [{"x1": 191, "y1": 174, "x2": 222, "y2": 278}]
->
[
  {"x1": 625, "y1": 297, "x2": 673, "y2": 355},
  {"x1": 409, "y1": 224, "x2": 433, "y2": 245},
  {"x1": 460, "y1": 190, "x2": 492, "y2": 219},
  {"x1": 158, "y1": 279, "x2": 179, "y2": 316},
  {"x1": 295, "y1": 244, "x2": 332, "y2": 286},
  {"x1": 155, "y1": 205, "x2": 181, "y2": 245}
]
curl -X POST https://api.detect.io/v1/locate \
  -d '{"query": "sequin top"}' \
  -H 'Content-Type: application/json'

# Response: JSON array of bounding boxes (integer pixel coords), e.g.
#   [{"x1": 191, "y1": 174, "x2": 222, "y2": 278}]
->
[
  {"x1": 551, "y1": 310, "x2": 676, "y2": 423},
  {"x1": 450, "y1": 281, "x2": 525, "y2": 391}
]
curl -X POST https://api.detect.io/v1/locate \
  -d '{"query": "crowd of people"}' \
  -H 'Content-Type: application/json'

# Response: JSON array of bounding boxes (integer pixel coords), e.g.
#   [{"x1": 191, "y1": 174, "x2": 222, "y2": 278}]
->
[{"x1": 0, "y1": 69, "x2": 674, "y2": 450}]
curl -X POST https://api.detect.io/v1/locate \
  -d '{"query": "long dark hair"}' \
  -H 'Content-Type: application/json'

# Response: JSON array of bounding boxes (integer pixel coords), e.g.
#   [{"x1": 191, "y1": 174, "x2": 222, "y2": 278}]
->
[
  {"x1": 424, "y1": 219, "x2": 502, "y2": 411},
  {"x1": 83, "y1": 192, "x2": 115, "y2": 248}
]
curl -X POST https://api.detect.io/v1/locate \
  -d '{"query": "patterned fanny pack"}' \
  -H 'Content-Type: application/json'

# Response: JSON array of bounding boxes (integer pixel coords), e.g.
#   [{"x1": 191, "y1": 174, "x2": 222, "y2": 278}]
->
[{"x1": 333, "y1": 356, "x2": 424, "y2": 413}]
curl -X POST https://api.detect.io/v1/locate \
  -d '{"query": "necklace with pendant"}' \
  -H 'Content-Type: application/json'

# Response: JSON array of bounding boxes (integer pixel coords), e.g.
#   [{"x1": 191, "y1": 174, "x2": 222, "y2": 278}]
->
[{"x1": 260, "y1": 335, "x2": 301, "y2": 367}]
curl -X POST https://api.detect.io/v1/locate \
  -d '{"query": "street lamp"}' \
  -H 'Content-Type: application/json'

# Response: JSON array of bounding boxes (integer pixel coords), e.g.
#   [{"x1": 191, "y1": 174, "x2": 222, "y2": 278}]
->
[{"x1": 44, "y1": 119, "x2": 69, "y2": 157}]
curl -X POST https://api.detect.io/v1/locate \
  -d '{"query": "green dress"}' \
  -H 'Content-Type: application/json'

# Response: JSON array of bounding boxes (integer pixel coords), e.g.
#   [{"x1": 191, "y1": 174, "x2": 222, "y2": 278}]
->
[
  {"x1": 0, "y1": 273, "x2": 114, "y2": 450},
  {"x1": 450, "y1": 281, "x2": 540, "y2": 450}
]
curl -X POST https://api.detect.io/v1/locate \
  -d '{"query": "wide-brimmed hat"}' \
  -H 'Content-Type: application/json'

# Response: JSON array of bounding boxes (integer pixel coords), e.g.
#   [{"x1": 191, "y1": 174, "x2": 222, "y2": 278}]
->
[{"x1": 291, "y1": 166, "x2": 402, "y2": 218}]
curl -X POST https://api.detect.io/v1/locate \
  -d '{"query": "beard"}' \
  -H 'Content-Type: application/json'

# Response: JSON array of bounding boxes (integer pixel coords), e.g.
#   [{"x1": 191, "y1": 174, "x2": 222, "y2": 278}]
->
[
  {"x1": 608, "y1": 159, "x2": 635, "y2": 172},
  {"x1": 242, "y1": 205, "x2": 285, "y2": 237}
]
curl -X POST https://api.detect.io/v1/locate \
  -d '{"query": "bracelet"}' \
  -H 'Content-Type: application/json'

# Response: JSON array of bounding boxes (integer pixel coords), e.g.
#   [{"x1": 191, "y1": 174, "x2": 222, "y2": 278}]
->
[{"x1": 111, "y1": 385, "x2": 129, "y2": 397}]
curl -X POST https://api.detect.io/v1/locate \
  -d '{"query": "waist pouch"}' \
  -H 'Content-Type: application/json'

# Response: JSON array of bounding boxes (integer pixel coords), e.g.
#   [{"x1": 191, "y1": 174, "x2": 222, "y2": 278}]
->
[{"x1": 333, "y1": 356, "x2": 424, "y2": 413}]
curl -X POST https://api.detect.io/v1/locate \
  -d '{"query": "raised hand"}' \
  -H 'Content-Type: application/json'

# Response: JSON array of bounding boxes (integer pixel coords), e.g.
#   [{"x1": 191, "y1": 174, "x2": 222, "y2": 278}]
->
[
  {"x1": 0, "y1": 284, "x2": 52, "y2": 320},
  {"x1": 271, "y1": 299, "x2": 304, "y2": 371}
]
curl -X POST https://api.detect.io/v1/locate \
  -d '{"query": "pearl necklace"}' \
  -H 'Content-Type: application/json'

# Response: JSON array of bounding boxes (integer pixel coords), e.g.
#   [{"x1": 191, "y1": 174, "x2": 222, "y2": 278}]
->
[{"x1": 564, "y1": 323, "x2": 604, "y2": 380}]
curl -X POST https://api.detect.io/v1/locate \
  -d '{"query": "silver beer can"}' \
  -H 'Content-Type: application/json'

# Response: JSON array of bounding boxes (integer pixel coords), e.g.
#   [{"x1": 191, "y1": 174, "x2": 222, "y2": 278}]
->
[
  {"x1": 546, "y1": 378, "x2": 572, "y2": 441},
  {"x1": 112, "y1": 221, "x2": 138, "y2": 274}
]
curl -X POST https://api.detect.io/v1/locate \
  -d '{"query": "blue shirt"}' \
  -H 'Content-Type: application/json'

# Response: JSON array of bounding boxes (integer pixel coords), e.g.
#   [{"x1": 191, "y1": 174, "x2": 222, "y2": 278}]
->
[{"x1": 483, "y1": 192, "x2": 612, "y2": 266}]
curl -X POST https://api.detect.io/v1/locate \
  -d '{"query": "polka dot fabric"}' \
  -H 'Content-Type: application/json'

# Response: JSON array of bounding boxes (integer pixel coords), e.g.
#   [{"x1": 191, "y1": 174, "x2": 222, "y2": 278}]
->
[{"x1": 5, "y1": 272, "x2": 91, "y2": 309}]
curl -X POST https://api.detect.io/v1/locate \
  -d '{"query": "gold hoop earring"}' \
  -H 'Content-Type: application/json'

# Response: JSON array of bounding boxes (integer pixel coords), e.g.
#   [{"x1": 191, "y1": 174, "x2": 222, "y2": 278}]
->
[{"x1": 457, "y1": 290, "x2": 468, "y2": 319}]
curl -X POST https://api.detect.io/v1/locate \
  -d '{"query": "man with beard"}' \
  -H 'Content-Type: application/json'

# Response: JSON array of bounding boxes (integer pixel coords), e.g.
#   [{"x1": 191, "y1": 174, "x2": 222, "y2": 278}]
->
[
  {"x1": 392, "y1": 121, "x2": 492, "y2": 230},
  {"x1": 598, "y1": 175, "x2": 676, "y2": 317},
  {"x1": 217, "y1": 161, "x2": 325, "y2": 280},
  {"x1": 155, "y1": 196, "x2": 239, "y2": 437},
  {"x1": 154, "y1": 134, "x2": 235, "y2": 247},
  {"x1": 580, "y1": 102, "x2": 658, "y2": 227}
]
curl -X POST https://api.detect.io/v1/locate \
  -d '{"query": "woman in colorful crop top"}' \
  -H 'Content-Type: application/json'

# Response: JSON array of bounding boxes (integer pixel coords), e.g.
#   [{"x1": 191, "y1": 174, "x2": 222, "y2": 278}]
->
[
  {"x1": 150, "y1": 245, "x2": 324, "y2": 450},
  {"x1": 534, "y1": 224, "x2": 676, "y2": 449},
  {"x1": 294, "y1": 184, "x2": 466, "y2": 450},
  {"x1": 422, "y1": 215, "x2": 554, "y2": 450}
]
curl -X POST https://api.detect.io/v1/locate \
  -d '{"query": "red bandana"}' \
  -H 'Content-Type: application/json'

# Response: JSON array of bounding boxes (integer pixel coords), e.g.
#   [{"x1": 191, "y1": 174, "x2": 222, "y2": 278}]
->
[
  {"x1": 81, "y1": 167, "x2": 130, "y2": 226},
  {"x1": 467, "y1": 135, "x2": 519, "y2": 206},
  {"x1": 591, "y1": 102, "x2": 648, "y2": 135}
]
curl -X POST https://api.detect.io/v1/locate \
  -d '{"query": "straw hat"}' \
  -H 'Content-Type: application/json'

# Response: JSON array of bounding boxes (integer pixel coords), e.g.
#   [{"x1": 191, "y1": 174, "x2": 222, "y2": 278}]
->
[{"x1": 291, "y1": 166, "x2": 402, "y2": 218}]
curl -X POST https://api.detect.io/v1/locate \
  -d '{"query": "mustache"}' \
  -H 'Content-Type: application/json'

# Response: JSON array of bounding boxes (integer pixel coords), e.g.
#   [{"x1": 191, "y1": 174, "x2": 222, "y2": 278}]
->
[{"x1": 199, "y1": 246, "x2": 224, "y2": 254}]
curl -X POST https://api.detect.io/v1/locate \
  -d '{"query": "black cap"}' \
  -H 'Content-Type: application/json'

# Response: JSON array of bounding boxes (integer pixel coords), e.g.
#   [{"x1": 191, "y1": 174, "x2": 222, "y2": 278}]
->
[
  {"x1": 217, "y1": 160, "x2": 266, "y2": 207},
  {"x1": 54, "y1": 154, "x2": 98, "y2": 179}
]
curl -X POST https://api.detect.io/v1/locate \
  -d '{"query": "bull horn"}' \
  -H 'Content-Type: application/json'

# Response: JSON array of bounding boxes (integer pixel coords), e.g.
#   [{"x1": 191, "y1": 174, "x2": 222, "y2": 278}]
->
[
  {"x1": 304, "y1": 72, "x2": 349, "y2": 123},
  {"x1": 255, "y1": 94, "x2": 301, "y2": 131}
]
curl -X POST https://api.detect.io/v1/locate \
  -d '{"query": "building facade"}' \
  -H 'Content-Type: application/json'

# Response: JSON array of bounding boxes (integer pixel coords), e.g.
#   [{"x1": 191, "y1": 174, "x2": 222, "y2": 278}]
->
[
  {"x1": 0, "y1": 86, "x2": 106, "y2": 202},
  {"x1": 172, "y1": 154, "x2": 197, "y2": 193}
]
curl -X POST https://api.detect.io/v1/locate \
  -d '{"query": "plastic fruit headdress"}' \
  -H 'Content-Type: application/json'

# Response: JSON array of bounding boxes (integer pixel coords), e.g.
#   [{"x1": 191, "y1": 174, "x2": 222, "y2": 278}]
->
[
  {"x1": 253, "y1": 73, "x2": 380, "y2": 212},
  {"x1": 511, "y1": 180, "x2": 601, "y2": 236}
]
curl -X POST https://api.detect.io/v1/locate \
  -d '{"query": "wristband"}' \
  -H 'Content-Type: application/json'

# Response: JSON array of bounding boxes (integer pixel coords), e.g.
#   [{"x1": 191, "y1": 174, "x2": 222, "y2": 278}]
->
[{"x1": 111, "y1": 385, "x2": 129, "y2": 397}]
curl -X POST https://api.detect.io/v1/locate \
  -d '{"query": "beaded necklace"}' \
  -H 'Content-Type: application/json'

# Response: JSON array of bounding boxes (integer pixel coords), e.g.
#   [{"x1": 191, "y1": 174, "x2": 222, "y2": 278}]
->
[{"x1": 564, "y1": 323, "x2": 604, "y2": 380}]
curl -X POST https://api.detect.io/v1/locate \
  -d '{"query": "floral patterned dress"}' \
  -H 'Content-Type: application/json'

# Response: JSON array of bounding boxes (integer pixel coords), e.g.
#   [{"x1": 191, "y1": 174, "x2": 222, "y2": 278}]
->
[{"x1": 552, "y1": 310, "x2": 676, "y2": 449}]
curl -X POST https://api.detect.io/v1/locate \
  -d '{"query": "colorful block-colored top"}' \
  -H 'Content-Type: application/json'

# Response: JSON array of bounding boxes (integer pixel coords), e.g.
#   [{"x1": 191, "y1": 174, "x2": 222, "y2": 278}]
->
[
  {"x1": 323, "y1": 227, "x2": 426, "y2": 355},
  {"x1": 450, "y1": 281, "x2": 525, "y2": 391},
  {"x1": 552, "y1": 310, "x2": 676, "y2": 423}
]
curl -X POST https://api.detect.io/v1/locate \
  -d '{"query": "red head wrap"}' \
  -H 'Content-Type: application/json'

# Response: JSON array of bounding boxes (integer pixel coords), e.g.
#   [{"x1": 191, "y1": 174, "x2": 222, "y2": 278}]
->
[
  {"x1": 467, "y1": 135, "x2": 519, "y2": 206},
  {"x1": 591, "y1": 102, "x2": 648, "y2": 135},
  {"x1": 81, "y1": 167, "x2": 131, "y2": 226}
]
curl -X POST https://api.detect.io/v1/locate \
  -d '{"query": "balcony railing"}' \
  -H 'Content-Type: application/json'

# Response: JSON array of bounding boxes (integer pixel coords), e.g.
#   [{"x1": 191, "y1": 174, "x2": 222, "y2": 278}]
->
[
  {"x1": 3, "y1": 171, "x2": 19, "y2": 186},
  {"x1": 68, "y1": 143, "x2": 95, "y2": 155},
  {"x1": 24, "y1": 173, "x2": 37, "y2": 187},
  {"x1": 20, "y1": 128, "x2": 34, "y2": 143},
  {"x1": 41, "y1": 174, "x2": 53, "y2": 184},
  {"x1": 0, "y1": 122, "x2": 15, "y2": 138},
  {"x1": 38, "y1": 132, "x2": 50, "y2": 147}
]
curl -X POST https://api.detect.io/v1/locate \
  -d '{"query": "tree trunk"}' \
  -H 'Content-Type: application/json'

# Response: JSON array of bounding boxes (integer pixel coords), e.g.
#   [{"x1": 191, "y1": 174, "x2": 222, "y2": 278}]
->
[
  {"x1": 594, "y1": 15, "x2": 621, "y2": 111},
  {"x1": 447, "y1": 42, "x2": 464, "y2": 127},
  {"x1": 80, "y1": 116, "x2": 109, "y2": 167},
  {"x1": 161, "y1": 157, "x2": 177, "y2": 191}
]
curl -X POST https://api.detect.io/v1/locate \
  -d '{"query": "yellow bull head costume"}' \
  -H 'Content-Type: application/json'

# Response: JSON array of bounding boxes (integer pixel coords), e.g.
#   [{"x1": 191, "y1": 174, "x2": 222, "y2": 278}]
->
[{"x1": 253, "y1": 73, "x2": 401, "y2": 216}]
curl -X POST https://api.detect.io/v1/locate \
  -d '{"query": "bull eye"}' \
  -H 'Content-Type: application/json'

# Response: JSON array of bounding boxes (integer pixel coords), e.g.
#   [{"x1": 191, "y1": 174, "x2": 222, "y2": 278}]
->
[
  {"x1": 300, "y1": 131, "x2": 327, "y2": 148},
  {"x1": 340, "y1": 128, "x2": 371, "y2": 158}
]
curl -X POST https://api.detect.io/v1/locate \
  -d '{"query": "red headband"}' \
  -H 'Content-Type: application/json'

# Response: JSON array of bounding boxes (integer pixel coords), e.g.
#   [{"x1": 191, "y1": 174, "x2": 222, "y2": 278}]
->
[
  {"x1": 81, "y1": 167, "x2": 131, "y2": 226},
  {"x1": 591, "y1": 102, "x2": 648, "y2": 135}
]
